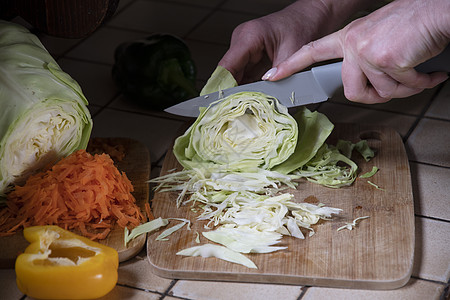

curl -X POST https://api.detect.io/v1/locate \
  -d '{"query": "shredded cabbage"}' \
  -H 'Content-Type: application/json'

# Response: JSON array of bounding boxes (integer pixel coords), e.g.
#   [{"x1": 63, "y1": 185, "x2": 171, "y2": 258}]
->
[
  {"x1": 203, "y1": 226, "x2": 287, "y2": 254},
  {"x1": 293, "y1": 144, "x2": 358, "y2": 188},
  {"x1": 176, "y1": 244, "x2": 257, "y2": 269},
  {"x1": 337, "y1": 216, "x2": 370, "y2": 231},
  {"x1": 367, "y1": 180, "x2": 385, "y2": 191},
  {"x1": 124, "y1": 217, "x2": 168, "y2": 246},
  {"x1": 360, "y1": 166, "x2": 379, "y2": 178},
  {"x1": 155, "y1": 218, "x2": 190, "y2": 241},
  {"x1": 151, "y1": 68, "x2": 376, "y2": 267},
  {"x1": 337, "y1": 139, "x2": 375, "y2": 162}
]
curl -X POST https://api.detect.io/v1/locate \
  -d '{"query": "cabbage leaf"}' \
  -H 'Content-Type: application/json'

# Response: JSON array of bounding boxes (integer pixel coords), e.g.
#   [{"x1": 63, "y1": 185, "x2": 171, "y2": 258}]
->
[
  {"x1": 200, "y1": 66, "x2": 237, "y2": 96},
  {"x1": 272, "y1": 107, "x2": 334, "y2": 174},
  {"x1": 176, "y1": 244, "x2": 257, "y2": 269}
]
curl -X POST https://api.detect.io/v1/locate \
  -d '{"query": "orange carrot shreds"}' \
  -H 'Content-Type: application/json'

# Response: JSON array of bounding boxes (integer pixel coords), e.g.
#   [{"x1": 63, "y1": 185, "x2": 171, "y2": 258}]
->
[{"x1": 0, "y1": 149, "x2": 144, "y2": 240}]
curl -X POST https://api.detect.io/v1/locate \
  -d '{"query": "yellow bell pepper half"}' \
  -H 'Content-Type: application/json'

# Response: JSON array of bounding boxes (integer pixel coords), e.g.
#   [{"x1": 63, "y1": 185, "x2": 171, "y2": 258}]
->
[{"x1": 15, "y1": 225, "x2": 119, "y2": 299}]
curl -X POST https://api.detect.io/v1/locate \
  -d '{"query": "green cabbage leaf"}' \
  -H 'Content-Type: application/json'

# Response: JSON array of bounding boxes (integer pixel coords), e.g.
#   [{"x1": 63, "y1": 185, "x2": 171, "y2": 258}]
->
[{"x1": 200, "y1": 65, "x2": 238, "y2": 96}]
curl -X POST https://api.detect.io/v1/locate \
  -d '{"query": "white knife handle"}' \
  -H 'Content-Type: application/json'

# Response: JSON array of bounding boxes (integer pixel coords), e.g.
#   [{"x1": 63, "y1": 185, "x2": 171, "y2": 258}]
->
[
  {"x1": 311, "y1": 45, "x2": 450, "y2": 98},
  {"x1": 311, "y1": 62, "x2": 342, "y2": 98}
]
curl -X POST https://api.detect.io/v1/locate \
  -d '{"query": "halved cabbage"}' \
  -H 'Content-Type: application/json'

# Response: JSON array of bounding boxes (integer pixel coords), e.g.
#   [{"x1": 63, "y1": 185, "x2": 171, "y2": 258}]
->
[
  {"x1": 0, "y1": 21, "x2": 92, "y2": 197},
  {"x1": 174, "y1": 91, "x2": 298, "y2": 171}
]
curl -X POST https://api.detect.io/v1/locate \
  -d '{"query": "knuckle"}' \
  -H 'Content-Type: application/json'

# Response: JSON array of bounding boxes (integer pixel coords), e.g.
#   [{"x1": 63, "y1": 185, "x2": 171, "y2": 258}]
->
[
  {"x1": 233, "y1": 19, "x2": 265, "y2": 37},
  {"x1": 377, "y1": 90, "x2": 393, "y2": 100},
  {"x1": 303, "y1": 41, "x2": 317, "y2": 50},
  {"x1": 343, "y1": 28, "x2": 360, "y2": 47},
  {"x1": 370, "y1": 50, "x2": 397, "y2": 69},
  {"x1": 343, "y1": 88, "x2": 360, "y2": 102}
]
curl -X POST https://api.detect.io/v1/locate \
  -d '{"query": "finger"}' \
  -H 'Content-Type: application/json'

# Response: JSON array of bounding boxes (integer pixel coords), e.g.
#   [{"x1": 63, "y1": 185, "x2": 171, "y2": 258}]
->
[
  {"x1": 364, "y1": 71, "x2": 424, "y2": 100},
  {"x1": 343, "y1": 73, "x2": 420, "y2": 104},
  {"x1": 341, "y1": 57, "x2": 388, "y2": 103},
  {"x1": 342, "y1": 56, "x2": 442, "y2": 103},
  {"x1": 387, "y1": 85, "x2": 424, "y2": 99},
  {"x1": 363, "y1": 67, "x2": 448, "y2": 100},
  {"x1": 361, "y1": 66, "x2": 400, "y2": 100},
  {"x1": 345, "y1": 69, "x2": 424, "y2": 103},
  {"x1": 265, "y1": 31, "x2": 344, "y2": 81},
  {"x1": 389, "y1": 68, "x2": 449, "y2": 90}
]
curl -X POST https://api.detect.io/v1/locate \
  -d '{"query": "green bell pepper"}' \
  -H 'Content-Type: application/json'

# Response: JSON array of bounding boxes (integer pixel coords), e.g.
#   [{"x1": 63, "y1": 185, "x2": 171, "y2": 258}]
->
[{"x1": 112, "y1": 34, "x2": 198, "y2": 110}]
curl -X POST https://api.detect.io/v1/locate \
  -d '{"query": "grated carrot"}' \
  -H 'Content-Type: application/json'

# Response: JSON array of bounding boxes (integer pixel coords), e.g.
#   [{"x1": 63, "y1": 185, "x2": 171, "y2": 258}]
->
[{"x1": 0, "y1": 149, "x2": 145, "y2": 240}]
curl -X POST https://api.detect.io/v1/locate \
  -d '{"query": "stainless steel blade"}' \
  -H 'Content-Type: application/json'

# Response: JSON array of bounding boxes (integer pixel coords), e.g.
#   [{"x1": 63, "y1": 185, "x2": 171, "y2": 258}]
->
[{"x1": 165, "y1": 62, "x2": 343, "y2": 117}]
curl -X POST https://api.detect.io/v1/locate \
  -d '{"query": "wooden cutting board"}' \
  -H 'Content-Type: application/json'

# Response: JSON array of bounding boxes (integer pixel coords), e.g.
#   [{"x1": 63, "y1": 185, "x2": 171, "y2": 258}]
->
[
  {"x1": 0, "y1": 137, "x2": 150, "y2": 268},
  {"x1": 147, "y1": 124, "x2": 415, "y2": 290}
]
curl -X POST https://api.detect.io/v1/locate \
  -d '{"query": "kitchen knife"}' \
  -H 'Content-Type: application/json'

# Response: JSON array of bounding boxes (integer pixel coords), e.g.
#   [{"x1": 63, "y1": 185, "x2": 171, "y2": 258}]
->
[{"x1": 165, "y1": 46, "x2": 450, "y2": 117}]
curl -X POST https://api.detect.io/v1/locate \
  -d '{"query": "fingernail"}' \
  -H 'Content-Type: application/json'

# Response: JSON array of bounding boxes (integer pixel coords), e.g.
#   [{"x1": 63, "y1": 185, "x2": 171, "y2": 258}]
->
[{"x1": 262, "y1": 67, "x2": 277, "y2": 80}]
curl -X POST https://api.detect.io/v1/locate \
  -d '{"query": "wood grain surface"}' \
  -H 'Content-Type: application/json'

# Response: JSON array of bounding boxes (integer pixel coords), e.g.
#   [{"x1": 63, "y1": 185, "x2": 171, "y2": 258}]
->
[
  {"x1": 0, "y1": 137, "x2": 150, "y2": 268},
  {"x1": 147, "y1": 124, "x2": 414, "y2": 290}
]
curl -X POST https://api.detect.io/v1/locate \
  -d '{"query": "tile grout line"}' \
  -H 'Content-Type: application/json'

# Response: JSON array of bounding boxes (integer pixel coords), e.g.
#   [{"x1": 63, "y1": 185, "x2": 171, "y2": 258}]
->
[
  {"x1": 181, "y1": 0, "x2": 230, "y2": 39},
  {"x1": 116, "y1": 282, "x2": 164, "y2": 297},
  {"x1": 409, "y1": 160, "x2": 450, "y2": 170},
  {"x1": 297, "y1": 286, "x2": 310, "y2": 299},
  {"x1": 91, "y1": 98, "x2": 190, "y2": 123},
  {"x1": 160, "y1": 279, "x2": 180, "y2": 299},
  {"x1": 57, "y1": 55, "x2": 113, "y2": 67},
  {"x1": 411, "y1": 275, "x2": 449, "y2": 286},
  {"x1": 402, "y1": 82, "x2": 446, "y2": 143},
  {"x1": 415, "y1": 214, "x2": 450, "y2": 224},
  {"x1": 441, "y1": 278, "x2": 450, "y2": 300},
  {"x1": 89, "y1": 92, "x2": 123, "y2": 118}
]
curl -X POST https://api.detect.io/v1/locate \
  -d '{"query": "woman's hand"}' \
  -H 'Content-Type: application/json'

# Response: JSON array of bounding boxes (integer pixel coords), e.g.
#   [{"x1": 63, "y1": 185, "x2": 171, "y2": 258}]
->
[
  {"x1": 219, "y1": 0, "x2": 373, "y2": 84},
  {"x1": 266, "y1": 0, "x2": 450, "y2": 103}
]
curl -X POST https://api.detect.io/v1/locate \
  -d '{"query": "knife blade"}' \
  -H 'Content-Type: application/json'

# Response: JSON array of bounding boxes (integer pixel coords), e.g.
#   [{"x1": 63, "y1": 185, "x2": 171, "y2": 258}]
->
[
  {"x1": 165, "y1": 45, "x2": 450, "y2": 117},
  {"x1": 164, "y1": 62, "x2": 343, "y2": 117}
]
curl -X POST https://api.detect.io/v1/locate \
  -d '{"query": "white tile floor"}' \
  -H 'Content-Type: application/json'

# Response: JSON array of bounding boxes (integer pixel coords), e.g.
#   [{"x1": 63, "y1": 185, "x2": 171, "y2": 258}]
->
[{"x1": 2, "y1": 0, "x2": 449, "y2": 299}]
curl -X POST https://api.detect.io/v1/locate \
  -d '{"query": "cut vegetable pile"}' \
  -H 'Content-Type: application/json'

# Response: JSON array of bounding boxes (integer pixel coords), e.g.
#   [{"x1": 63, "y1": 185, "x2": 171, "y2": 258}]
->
[
  {"x1": 150, "y1": 67, "x2": 375, "y2": 268},
  {"x1": 0, "y1": 149, "x2": 144, "y2": 240},
  {"x1": 0, "y1": 21, "x2": 92, "y2": 200}
]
